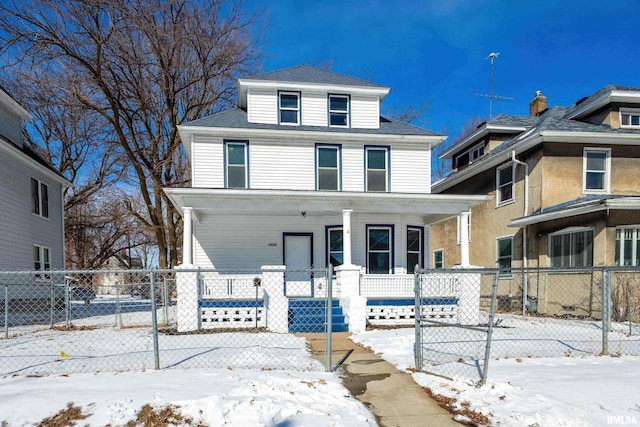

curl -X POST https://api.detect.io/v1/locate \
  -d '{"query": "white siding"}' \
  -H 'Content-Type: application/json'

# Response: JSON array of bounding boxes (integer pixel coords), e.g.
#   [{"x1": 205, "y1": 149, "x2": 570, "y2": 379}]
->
[
  {"x1": 250, "y1": 140, "x2": 314, "y2": 190},
  {"x1": 0, "y1": 153, "x2": 65, "y2": 270},
  {"x1": 192, "y1": 137, "x2": 224, "y2": 187},
  {"x1": 341, "y1": 143, "x2": 365, "y2": 192},
  {"x1": 193, "y1": 212, "x2": 427, "y2": 274},
  {"x1": 0, "y1": 104, "x2": 22, "y2": 146},
  {"x1": 351, "y1": 94, "x2": 379, "y2": 129},
  {"x1": 247, "y1": 88, "x2": 277, "y2": 124},
  {"x1": 390, "y1": 144, "x2": 431, "y2": 193},
  {"x1": 301, "y1": 91, "x2": 327, "y2": 126}
]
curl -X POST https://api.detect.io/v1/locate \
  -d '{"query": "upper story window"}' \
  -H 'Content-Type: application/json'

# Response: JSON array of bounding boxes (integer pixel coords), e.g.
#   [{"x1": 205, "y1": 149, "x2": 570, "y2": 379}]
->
[
  {"x1": 455, "y1": 142, "x2": 485, "y2": 169},
  {"x1": 326, "y1": 226, "x2": 343, "y2": 267},
  {"x1": 407, "y1": 226, "x2": 423, "y2": 271},
  {"x1": 496, "y1": 163, "x2": 514, "y2": 206},
  {"x1": 615, "y1": 227, "x2": 640, "y2": 266},
  {"x1": 583, "y1": 148, "x2": 610, "y2": 193},
  {"x1": 279, "y1": 92, "x2": 300, "y2": 125},
  {"x1": 549, "y1": 228, "x2": 593, "y2": 267},
  {"x1": 620, "y1": 108, "x2": 640, "y2": 128},
  {"x1": 316, "y1": 145, "x2": 341, "y2": 191},
  {"x1": 31, "y1": 178, "x2": 49, "y2": 219},
  {"x1": 225, "y1": 141, "x2": 248, "y2": 188},
  {"x1": 329, "y1": 94, "x2": 349, "y2": 127},
  {"x1": 365, "y1": 146, "x2": 389, "y2": 192}
]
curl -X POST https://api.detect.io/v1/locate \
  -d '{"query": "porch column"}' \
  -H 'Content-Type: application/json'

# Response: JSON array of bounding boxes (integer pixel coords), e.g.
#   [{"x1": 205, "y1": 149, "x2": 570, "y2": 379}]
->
[
  {"x1": 460, "y1": 211, "x2": 470, "y2": 267},
  {"x1": 183, "y1": 207, "x2": 193, "y2": 265},
  {"x1": 342, "y1": 209, "x2": 353, "y2": 266}
]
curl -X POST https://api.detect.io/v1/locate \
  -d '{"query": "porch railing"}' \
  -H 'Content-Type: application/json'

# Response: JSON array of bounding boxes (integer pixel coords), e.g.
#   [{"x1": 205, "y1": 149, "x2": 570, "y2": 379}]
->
[
  {"x1": 360, "y1": 273, "x2": 459, "y2": 298},
  {"x1": 199, "y1": 273, "x2": 262, "y2": 299}
]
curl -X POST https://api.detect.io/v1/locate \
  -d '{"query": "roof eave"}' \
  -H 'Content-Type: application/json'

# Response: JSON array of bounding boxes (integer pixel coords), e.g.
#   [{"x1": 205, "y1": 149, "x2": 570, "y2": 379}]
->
[
  {"x1": 567, "y1": 90, "x2": 640, "y2": 120},
  {"x1": 440, "y1": 124, "x2": 530, "y2": 160}
]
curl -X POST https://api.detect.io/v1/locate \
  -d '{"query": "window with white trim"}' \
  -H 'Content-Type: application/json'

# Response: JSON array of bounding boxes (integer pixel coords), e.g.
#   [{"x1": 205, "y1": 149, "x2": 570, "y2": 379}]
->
[
  {"x1": 329, "y1": 94, "x2": 349, "y2": 127},
  {"x1": 615, "y1": 227, "x2": 640, "y2": 266},
  {"x1": 549, "y1": 228, "x2": 594, "y2": 267},
  {"x1": 583, "y1": 148, "x2": 610, "y2": 193},
  {"x1": 316, "y1": 145, "x2": 341, "y2": 191},
  {"x1": 455, "y1": 142, "x2": 485, "y2": 169},
  {"x1": 34, "y1": 245, "x2": 51, "y2": 273},
  {"x1": 365, "y1": 147, "x2": 389, "y2": 192},
  {"x1": 367, "y1": 225, "x2": 393, "y2": 274},
  {"x1": 31, "y1": 178, "x2": 49, "y2": 219},
  {"x1": 620, "y1": 108, "x2": 640, "y2": 128},
  {"x1": 496, "y1": 236, "x2": 513, "y2": 275},
  {"x1": 279, "y1": 92, "x2": 300, "y2": 125},
  {"x1": 225, "y1": 141, "x2": 248, "y2": 188},
  {"x1": 326, "y1": 227, "x2": 343, "y2": 267},
  {"x1": 406, "y1": 226, "x2": 423, "y2": 271},
  {"x1": 496, "y1": 163, "x2": 514, "y2": 205},
  {"x1": 456, "y1": 212, "x2": 471, "y2": 244},
  {"x1": 433, "y1": 249, "x2": 444, "y2": 269}
]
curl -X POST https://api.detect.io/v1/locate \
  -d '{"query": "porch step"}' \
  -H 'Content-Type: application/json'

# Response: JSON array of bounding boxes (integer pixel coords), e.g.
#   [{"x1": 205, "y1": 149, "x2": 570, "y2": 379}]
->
[{"x1": 288, "y1": 299, "x2": 348, "y2": 333}]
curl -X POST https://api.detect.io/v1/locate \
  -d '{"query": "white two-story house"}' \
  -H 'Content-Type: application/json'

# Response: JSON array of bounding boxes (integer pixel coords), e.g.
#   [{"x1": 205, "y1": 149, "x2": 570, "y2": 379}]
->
[{"x1": 164, "y1": 65, "x2": 487, "y2": 332}]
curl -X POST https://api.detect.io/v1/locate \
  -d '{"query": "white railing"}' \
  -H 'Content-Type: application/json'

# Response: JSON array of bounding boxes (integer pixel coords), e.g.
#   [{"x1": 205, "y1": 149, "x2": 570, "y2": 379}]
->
[
  {"x1": 360, "y1": 273, "x2": 459, "y2": 298},
  {"x1": 199, "y1": 273, "x2": 262, "y2": 299}
]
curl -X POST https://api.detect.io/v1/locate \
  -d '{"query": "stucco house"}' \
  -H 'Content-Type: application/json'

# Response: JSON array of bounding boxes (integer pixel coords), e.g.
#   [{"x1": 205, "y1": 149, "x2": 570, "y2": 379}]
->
[
  {"x1": 430, "y1": 85, "x2": 640, "y2": 315},
  {"x1": 164, "y1": 65, "x2": 487, "y2": 332},
  {"x1": 0, "y1": 86, "x2": 68, "y2": 272}
]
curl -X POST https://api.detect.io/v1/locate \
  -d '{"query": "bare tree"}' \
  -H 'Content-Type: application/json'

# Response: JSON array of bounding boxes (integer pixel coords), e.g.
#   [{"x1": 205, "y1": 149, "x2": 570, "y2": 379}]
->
[
  {"x1": 0, "y1": 0, "x2": 263, "y2": 267},
  {"x1": 383, "y1": 100, "x2": 431, "y2": 126}
]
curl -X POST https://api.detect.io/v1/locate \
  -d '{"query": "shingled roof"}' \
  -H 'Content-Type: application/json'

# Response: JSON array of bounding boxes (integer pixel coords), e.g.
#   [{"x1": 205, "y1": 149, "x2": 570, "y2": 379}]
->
[{"x1": 244, "y1": 65, "x2": 389, "y2": 89}]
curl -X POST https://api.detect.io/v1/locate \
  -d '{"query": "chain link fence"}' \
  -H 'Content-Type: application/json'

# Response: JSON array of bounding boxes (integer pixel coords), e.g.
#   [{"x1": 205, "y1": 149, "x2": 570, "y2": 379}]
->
[
  {"x1": 0, "y1": 267, "x2": 336, "y2": 376},
  {"x1": 415, "y1": 267, "x2": 640, "y2": 384}
]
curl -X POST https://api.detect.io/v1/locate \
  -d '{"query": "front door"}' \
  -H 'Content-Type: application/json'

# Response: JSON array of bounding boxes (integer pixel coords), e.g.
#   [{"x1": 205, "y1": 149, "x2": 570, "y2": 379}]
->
[{"x1": 283, "y1": 233, "x2": 313, "y2": 296}]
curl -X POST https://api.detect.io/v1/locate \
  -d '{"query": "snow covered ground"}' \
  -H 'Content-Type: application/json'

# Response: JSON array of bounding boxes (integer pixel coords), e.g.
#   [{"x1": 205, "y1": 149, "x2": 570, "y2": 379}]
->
[{"x1": 2, "y1": 302, "x2": 640, "y2": 426}]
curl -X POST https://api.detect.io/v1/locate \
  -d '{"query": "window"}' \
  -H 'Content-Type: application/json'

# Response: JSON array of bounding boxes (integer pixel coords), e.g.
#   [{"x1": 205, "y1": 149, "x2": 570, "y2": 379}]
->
[
  {"x1": 367, "y1": 225, "x2": 393, "y2": 274},
  {"x1": 31, "y1": 178, "x2": 49, "y2": 218},
  {"x1": 326, "y1": 227, "x2": 343, "y2": 267},
  {"x1": 365, "y1": 146, "x2": 389, "y2": 192},
  {"x1": 496, "y1": 164, "x2": 514, "y2": 205},
  {"x1": 615, "y1": 227, "x2": 640, "y2": 266},
  {"x1": 455, "y1": 143, "x2": 485, "y2": 168},
  {"x1": 34, "y1": 245, "x2": 50, "y2": 273},
  {"x1": 583, "y1": 148, "x2": 610, "y2": 193},
  {"x1": 406, "y1": 226, "x2": 423, "y2": 271},
  {"x1": 329, "y1": 94, "x2": 349, "y2": 127},
  {"x1": 279, "y1": 92, "x2": 300, "y2": 125},
  {"x1": 549, "y1": 228, "x2": 594, "y2": 267},
  {"x1": 496, "y1": 236, "x2": 513, "y2": 275},
  {"x1": 316, "y1": 145, "x2": 341, "y2": 191},
  {"x1": 433, "y1": 249, "x2": 444, "y2": 269},
  {"x1": 225, "y1": 141, "x2": 248, "y2": 188},
  {"x1": 456, "y1": 212, "x2": 471, "y2": 244},
  {"x1": 620, "y1": 108, "x2": 640, "y2": 128}
]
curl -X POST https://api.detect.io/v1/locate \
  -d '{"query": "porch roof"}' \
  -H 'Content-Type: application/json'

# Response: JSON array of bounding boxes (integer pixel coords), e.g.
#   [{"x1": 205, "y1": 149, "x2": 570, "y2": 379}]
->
[
  {"x1": 164, "y1": 188, "x2": 490, "y2": 225},
  {"x1": 509, "y1": 195, "x2": 640, "y2": 227}
]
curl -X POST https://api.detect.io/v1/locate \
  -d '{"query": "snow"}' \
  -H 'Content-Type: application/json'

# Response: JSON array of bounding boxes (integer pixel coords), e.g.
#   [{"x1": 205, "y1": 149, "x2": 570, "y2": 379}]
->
[{"x1": 2, "y1": 304, "x2": 640, "y2": 426}]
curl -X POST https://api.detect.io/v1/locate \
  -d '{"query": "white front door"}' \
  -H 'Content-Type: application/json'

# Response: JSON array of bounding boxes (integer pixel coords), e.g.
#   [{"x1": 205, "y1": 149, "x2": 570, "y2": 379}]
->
[{"x1": 283, "y1": 233, "x2": 313, "y2": 296}]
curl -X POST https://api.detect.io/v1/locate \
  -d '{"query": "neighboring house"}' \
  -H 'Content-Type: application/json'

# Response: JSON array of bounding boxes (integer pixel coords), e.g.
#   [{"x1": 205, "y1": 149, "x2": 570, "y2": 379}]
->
[
  {"x1": 164, "y1": 65, "x2": 487, "y2": 332},
  {"x1": 95, "y1": 253, "x2": 144, "y2": 295},
  {"x1": 430, "y1": 86, "x2": 640, "y2": 314},
  {"x1": 0, "y1": 87, "x2": 69, "y2": 273}
]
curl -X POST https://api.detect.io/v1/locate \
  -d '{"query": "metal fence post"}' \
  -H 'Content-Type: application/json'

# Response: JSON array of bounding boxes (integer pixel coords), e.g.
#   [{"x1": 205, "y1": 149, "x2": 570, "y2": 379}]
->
[
  {"x1": 481, "y1": 271, "x2": 500, "y2": 385},
  {"x1": 115, "y1": 281, "x2": 123, "y2": 328},
  {"x1": 150, "y1": 271, "x2": 160, "y2": 370},
  {"x1": 65, "y1": 279, "x2": 70, "y2": 328},
  {"x1": 4, "y1": 285, "x2": 8, "y2": 339},
  {"x1": 326, "y1": 265, "x2": 333, "y2": 372},
  {"x1": 414, "y1": 265, "x2": 422, "y2": 371},
  {"x1": 163, "y1": 277, "x2": 169, "y2": 325},
  {"x1": 602, "y1": 269, "x2": 610, "y2": 355}
]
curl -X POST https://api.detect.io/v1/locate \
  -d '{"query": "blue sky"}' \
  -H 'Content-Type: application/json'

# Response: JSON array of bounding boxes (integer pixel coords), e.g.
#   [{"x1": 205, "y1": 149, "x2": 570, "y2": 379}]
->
[{"x1": 246, "y1": 0, "x2": 640, "y2": 138}]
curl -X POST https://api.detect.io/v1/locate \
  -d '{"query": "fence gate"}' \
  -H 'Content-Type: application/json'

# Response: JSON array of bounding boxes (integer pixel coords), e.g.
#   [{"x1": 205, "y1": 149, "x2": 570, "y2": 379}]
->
[{"x1": 414, "y1": 269, "x2": 499, "y2": 384}]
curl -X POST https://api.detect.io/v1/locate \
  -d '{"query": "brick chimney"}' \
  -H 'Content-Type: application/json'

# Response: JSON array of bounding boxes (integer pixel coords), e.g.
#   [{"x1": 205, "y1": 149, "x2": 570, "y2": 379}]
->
[{"x1": 529, "y1": 90, "x2": 547, "y2": 116}]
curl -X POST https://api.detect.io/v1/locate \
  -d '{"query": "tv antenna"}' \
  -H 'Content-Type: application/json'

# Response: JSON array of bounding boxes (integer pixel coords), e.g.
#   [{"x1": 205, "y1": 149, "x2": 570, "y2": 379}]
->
[{"x1": 474, "y1": 52, "x2": 513, "y2": 119}]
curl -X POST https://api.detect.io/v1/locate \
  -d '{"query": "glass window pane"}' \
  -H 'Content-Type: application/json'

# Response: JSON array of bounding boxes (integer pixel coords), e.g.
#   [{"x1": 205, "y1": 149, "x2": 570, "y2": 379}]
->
[
  {"x1": 407, "y1": 253, "x2": 419, "y2": 271},
  {"x1": 632, "y1": 115, "x2": 640, "y2": 126},
  {"x1": 330, "y1": 253, "x2": 344, "y2": 266},
  {"x1": 318, "y1": 148, "x2": 337, "y2": 168},
  {"x1": 280, "y1": 94, "x2": 298, "y2": 109},
  {"x1": 318, "y1": 169, "x2": 337, "y2": 190},
  {"x1": 434, "y1": 250, "x2": 443, "y2": 269},
  {"x1": 499, "y1": 166, "x2": 512, "y2": 184},
  {"x1": 227, "y1": 144, "x2": 245, "y2": 165},
  {"x1": 329, "y1": 230, "x2": 343, "y2": 251},
  {"x1": 622, "y1": 114, "x2": 630, "y2": 126},
  {"x1": 586, "y1": 152, "x2": 606, "y2": 171},
  {"x1": 367, "y1": 170, "x2": 386, "y2": 192},
  {"x1": 407, "y1": 229, "x2": 421, "y2": 251},
  {"x1": 369, "y1": 253, "x2": 390, "y2": 274},
  {"x1": 367, "y1": 150, "x2": 386, "y2": 170},
  {"x1": 330, "y1": 113, "x2": 347, "y2": 126},
  {"x1": 330, "y1": 96, "x2": 348, "y2": 112},
  {"x1": 585, "y1": 172, "x2": 604, "y2": 190},
  {"x1": 227, "y1": 166, "x2": 245, "y2": 188},
  {"x1": 31, "y1": 178, "x2": 40, "y2": 215},
  {"x1": 41, "y1": 183, "x2": 49, "y2": 218},
  {"x1": 280, "y1": 110, "x2": 298, "y2": 123},
  {"x1": 369, "y1": 229, "x2": 389, "y2": 250}
]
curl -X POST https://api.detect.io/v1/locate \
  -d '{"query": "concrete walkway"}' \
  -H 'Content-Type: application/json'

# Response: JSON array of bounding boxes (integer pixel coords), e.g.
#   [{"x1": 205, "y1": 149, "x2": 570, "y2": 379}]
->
[{"x1": 305, "y1": 332, "x2": 460, "y2": 427}]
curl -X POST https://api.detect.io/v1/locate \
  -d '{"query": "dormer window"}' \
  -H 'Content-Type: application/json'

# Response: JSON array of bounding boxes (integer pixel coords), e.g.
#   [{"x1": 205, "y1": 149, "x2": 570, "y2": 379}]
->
[
  {"x1": 279, "y1": 92, "x2": 300, "y2": 125},
  {"x1": 329, "y1": 94, "x2": 349, "y2": 127},
  {"x1": 620, "y1": 108, "x2": 640, "y2": 128},
  {"x1": 455, "y1": 142, "x2": 485, "y2": 169}
]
